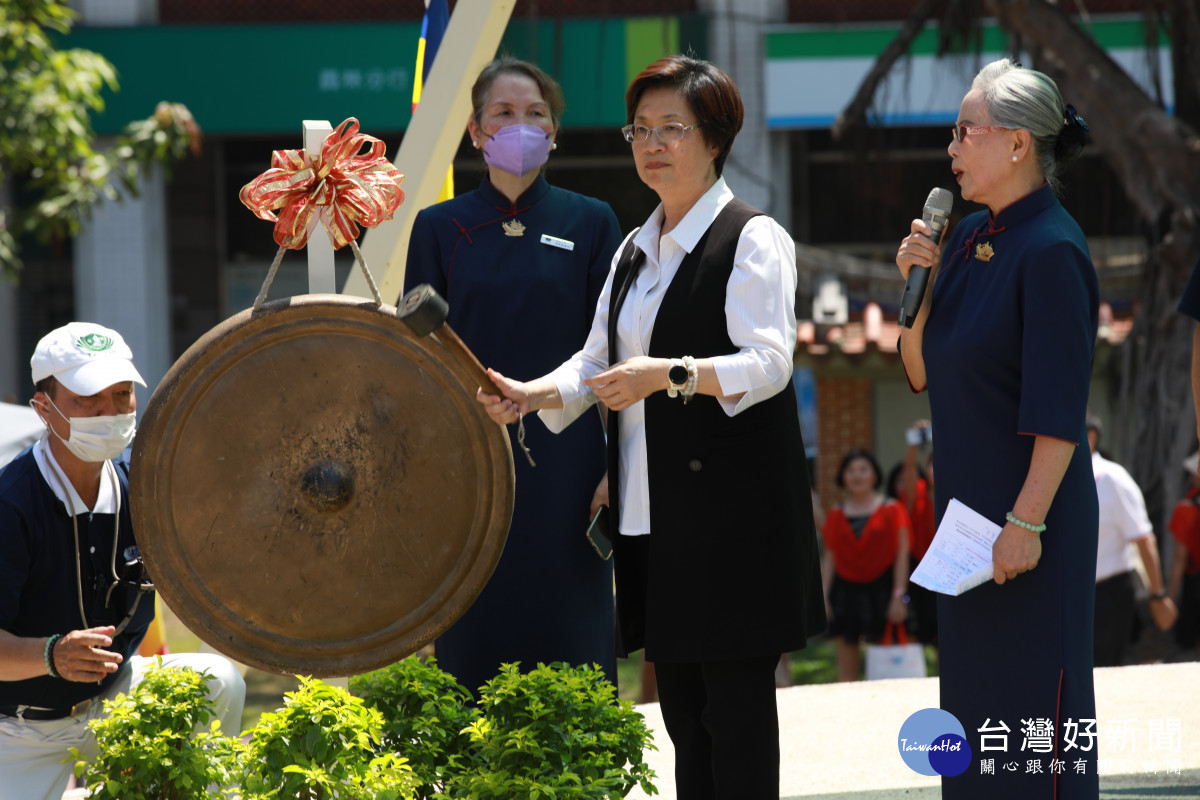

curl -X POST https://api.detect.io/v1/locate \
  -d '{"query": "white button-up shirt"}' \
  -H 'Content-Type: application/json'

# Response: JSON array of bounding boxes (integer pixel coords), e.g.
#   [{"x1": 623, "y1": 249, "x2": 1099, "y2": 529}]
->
[
  {"x1": 1091, "y1": 450, "x2": 1152, "y2": 582},
  {"x1": 540, "y1": 177, "x2": 797, "y2": 536}
]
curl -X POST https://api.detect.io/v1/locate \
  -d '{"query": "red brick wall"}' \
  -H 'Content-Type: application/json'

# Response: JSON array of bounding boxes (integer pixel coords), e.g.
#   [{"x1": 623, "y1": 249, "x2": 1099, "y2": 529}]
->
[{"x1": 815, "y1": 376, "x2": 874, "y2": 516}]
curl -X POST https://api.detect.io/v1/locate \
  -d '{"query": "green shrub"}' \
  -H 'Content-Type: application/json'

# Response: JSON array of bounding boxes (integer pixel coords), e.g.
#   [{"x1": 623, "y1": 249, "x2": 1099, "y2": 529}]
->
[
  {"x1": 349, "y1": 656, "x2": 475, "y2": 798},
  {"x1": 69, "y1": 659, "x2": 244, "y2": 800},
  {"x1": 73, "y1": 658, "x2": 655, "y2": 800},
  {"x1": 447, "y1": 662, "x2": 657, "y2": 799},
  {"x1": 240, "y1": 676, "x2": 416, "y2": 800}
]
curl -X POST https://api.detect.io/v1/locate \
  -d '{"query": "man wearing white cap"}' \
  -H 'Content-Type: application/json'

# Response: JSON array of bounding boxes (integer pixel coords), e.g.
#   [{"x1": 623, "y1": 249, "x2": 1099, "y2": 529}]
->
[{"x1": 0, "y1": 322, "x2": 245, "y2": 800}]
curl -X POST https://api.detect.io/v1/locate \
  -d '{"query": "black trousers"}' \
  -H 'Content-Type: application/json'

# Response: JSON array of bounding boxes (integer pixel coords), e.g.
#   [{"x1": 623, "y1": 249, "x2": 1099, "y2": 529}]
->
[
  {"x1": 654, "y1": 653, "x2": 782, "y2": 800},
  {"x1": 1093, "y1": 570, "x2": 1136, "y2": 667}
]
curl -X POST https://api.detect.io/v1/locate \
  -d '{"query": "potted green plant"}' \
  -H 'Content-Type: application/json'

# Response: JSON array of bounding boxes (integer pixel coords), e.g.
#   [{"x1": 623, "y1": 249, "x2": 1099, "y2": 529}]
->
[
  {"x1": 354, "y1": 658, "x2": 657, "y2": 799},
  {"x1": 74, "y1": 658, "x2": 654, "y2": 799},
  {"x1": 68, "y1": 659, "x2": 243, "y2": 800},
  {"x1": 239, "y1": 676, "x2": 416, "y2": 800},
  {"x1": 451, "y1": 662, "x2": 657, "y2": 799},
  {"x1": 349, "y1": 656, "x2": 475, "y2": 798}
]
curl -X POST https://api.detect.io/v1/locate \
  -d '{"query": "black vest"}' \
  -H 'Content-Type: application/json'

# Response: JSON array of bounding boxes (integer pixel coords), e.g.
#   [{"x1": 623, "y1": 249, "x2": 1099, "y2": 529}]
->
[{"x1": 605, "y1": 199, "x2": 826, "y2": 661}]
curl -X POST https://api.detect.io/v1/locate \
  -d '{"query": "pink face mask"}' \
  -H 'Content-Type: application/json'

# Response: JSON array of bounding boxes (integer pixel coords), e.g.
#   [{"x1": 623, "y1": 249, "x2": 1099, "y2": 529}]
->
[{"x1": 482, "y1": 124, "x2": 553, "y2": 177}]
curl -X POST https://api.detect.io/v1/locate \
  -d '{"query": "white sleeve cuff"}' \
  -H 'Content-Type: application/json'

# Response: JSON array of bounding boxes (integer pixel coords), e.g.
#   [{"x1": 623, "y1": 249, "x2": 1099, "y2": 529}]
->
[
  {"x1": 538, "y1": 365, "x2": 598, "y2": 432},
  {"x1": 712, "y1": 354, "x2": 792, "y2": 417}
]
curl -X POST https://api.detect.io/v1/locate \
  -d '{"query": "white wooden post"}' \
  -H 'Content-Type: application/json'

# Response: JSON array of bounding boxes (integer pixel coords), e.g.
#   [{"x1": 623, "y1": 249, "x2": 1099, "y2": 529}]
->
[
  {"x1": 303, "y1": 119, "x2": 336, "y2": 294},
  {"x1": 344, "y1": 0, "x2": 517, "y2": 304}
]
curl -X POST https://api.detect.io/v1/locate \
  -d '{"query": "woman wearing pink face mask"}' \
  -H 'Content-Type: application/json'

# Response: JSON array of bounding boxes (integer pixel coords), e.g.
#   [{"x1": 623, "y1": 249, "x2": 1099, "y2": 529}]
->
[{"x1": 404, "y1": 58, "x2": 622, "y2": 696}]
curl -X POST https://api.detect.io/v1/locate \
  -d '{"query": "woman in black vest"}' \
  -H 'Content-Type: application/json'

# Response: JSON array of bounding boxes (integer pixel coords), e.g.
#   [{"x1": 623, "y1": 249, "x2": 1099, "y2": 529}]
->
[{"x1": 477, "y1": 55, "x2": 825, "y2": 800}]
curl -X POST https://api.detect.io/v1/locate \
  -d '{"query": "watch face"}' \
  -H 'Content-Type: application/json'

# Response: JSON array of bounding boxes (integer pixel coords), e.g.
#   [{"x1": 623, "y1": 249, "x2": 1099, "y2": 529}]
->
[{"x1": 669, "y1": 364, "x2": 688, "y2": 385}]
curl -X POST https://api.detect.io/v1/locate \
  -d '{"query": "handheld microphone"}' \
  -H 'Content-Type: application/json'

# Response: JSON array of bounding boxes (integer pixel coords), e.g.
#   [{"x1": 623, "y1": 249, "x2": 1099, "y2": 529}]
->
[{"x1": 897, "y1": 187, "x2": 954, "y2": 328}]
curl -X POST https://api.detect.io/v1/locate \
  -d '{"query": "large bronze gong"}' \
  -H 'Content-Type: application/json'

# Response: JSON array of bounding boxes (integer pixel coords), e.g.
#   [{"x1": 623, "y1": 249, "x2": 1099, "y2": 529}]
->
[{"x1": 131, "y1": 292, "x2": 514, "y2": 676}]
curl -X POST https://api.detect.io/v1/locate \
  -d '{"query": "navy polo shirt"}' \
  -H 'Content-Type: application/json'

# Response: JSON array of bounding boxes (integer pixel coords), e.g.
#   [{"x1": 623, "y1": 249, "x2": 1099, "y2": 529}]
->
[
  {"x1": 1178, "y1": 256, "x2": 1200, "y2": 322},
  {"x1": 0, "y1": 445, "x2": 152, "y2": 711}
]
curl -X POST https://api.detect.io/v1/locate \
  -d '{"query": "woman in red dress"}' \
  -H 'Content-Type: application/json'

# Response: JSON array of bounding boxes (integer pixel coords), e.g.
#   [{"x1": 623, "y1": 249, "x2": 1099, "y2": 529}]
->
[{"x1": 822, "y1": 449, "x2": 911, "y2": 681}]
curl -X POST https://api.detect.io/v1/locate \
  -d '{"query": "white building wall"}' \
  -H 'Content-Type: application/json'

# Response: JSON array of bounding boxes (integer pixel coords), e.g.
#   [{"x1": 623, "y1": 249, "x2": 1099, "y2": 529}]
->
[
  {"x1": 74, "y1": 168, "x2": 172, "y2": 401},
  {"x1": 70, "y1": 0, "x2": 169, "y2": 401},
  {"x1": 70, "y1": 0, "x2": 158, "y2": 26},
  {"x1": 700, "y1": 0, "x2": 791, "y2": 226}
]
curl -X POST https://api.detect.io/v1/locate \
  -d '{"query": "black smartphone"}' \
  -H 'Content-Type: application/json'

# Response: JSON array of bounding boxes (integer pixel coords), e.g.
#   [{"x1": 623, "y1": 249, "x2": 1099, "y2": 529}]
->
[{"x1": 586, "y1": 506, "x2": 613, "y2": 561}]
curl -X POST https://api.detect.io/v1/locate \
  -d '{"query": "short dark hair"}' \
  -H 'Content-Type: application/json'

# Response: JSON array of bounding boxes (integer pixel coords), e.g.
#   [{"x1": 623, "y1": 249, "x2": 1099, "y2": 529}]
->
[
  {"x1": 836, "y1": 449, "x2": 883, "y2": 490},
  {"x1": 35, "y1": 376, "x2": 58, "y2": 399},
  {"x1": 624, "y1": 55, "x2": 743, "y2": 177},
  {"x1": 471, "y1": 56, "x2": 566, "y2": 130}
]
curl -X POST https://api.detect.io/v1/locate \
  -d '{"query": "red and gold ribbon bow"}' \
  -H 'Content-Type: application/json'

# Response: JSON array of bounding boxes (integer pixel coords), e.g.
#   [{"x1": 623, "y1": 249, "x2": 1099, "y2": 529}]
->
[{"x1": 239, "y1": 118, "x2": 405, "y2": 250}]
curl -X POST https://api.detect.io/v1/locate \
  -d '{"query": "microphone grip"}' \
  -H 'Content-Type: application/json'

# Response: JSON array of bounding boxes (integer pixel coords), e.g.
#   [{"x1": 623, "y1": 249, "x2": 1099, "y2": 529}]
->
[
  {"x1": 897, "y1": 205, "x2": 948, "y2": 329},
  {"x1": 897, "y1": 265, "x2": 931, "y2": 329}
]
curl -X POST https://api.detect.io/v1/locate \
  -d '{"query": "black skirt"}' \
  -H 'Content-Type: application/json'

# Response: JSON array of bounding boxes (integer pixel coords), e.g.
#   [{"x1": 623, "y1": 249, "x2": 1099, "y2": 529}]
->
[
  {"x1": 827, "y1": 569, "x2": 895, "y2": 643},
  {"x1": 907, "y1": 556, "x2": 939, "y2": 645}
]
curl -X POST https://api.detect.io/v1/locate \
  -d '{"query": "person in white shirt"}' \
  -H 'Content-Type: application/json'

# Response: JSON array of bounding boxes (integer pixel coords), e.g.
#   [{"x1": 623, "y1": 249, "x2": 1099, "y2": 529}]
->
[
  {"x1": 1087, "y1": 413, "x2": 1177, "y2": 666},
  {"x1": 477, "y1": 55, "x2": 825, "y2": 800}
]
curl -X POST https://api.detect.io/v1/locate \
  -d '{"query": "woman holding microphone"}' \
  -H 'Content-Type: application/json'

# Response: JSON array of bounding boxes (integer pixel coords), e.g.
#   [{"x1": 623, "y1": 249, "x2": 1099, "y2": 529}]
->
[{"x1": 896, "y1": 59, "x2": 1098, "y2": 799}]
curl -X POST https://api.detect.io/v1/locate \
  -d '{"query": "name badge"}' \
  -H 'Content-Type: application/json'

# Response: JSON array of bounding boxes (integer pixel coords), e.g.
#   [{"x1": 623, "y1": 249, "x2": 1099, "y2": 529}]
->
[{"x1": 540, "y1": 234, "x2": 575, "y2": 252}]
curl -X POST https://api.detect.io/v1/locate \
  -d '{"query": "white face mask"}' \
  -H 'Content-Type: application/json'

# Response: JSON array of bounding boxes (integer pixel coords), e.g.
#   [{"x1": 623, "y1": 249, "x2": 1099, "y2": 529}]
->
[{"x1": 35, "y1": 395, "x2": 136, "y2": 462}]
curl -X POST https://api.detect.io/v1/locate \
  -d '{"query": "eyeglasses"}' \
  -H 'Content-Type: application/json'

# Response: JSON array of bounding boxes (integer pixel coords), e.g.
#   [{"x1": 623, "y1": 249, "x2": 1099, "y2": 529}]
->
[
  {"x1": 621, "y1": 123, "x2": 702, "y2": 144},
  {"x1": 951, "y1": 124, "x2": 1010, "y2": 143}
]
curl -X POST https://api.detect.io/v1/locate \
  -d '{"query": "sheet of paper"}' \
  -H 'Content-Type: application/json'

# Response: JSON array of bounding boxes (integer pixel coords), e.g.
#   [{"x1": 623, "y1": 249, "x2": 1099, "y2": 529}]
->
[{"x1": 910, "y1": 498, "x2": 1003, "y2": 595}]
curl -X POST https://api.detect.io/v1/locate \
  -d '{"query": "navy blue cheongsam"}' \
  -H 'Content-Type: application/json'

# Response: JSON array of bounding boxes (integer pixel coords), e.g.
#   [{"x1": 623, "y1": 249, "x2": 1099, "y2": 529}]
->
[
  {"x1": 917, "y1": 183, "x2": 1100, "y2": 799},
  {"x1": 405, "y1": 174, "x2": 621, "y2": 694}
]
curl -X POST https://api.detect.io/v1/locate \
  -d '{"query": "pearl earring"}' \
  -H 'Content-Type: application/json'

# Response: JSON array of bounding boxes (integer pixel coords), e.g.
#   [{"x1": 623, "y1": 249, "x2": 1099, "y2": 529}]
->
[
  {"x1": 1011, "y1": 155, "x2": 1018, "y2": 162},
  {"x1": 551, "y1": 142, "x2": 557, "y2": 151}
]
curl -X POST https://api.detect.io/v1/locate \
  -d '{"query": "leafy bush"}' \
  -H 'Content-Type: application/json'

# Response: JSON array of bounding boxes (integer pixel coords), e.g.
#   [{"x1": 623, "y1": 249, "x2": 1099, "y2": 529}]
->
[
  {"x1": 69, "y1": 659, "x2": 243, "y2": 800},
  {"x1": 451, "y1": 662, "x2": 657, "y2": 799},
  {"x1": 240, "y1": 676, "x2": 416, "y2": 800},
  {"x1": 72, "y1": 658, "x2": 654, "y2": 800},
  {"x1": 350, "y1": 656, "x2": 475, "y2": 798}
]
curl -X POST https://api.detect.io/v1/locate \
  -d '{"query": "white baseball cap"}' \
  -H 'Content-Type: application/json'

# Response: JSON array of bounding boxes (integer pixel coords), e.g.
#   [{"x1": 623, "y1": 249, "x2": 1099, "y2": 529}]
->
[{"x1": 30, "y1": 322, "x2": 146, "y2": 396}]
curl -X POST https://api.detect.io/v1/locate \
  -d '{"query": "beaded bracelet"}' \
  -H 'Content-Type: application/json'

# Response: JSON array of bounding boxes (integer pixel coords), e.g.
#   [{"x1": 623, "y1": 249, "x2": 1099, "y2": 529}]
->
[
  {"x1": 1005, "y1": 511, "x2": 1046, "y2": 533},
  {"x1": 44, "y1": 633, "x2": 62, "y2": 679},
  {"x1": 681, "y1": 355, "x2": 698, "y2": 404}
]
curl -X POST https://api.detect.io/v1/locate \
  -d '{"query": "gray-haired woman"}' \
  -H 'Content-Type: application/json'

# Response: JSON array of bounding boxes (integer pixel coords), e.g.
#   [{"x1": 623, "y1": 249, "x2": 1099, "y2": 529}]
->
[{"x1": 895, "y1": 58, "x2": 1098, "y2": 798}]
